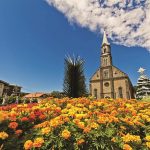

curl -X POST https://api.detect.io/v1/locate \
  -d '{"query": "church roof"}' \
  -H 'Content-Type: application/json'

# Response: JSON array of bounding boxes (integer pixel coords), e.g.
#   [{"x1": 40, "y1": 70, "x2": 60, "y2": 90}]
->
[{"x1": 102, "y1": 30, "x2": 110, "y2": 46}]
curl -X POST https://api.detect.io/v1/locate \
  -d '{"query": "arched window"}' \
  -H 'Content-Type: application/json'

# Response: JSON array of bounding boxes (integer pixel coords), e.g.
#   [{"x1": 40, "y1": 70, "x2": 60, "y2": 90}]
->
[
  {"x1": 118, "y1": 87, "x2": 123, "y2": 98},
  {"x1": 94, "y1": 89, "x2": 97, "y2": 99}
]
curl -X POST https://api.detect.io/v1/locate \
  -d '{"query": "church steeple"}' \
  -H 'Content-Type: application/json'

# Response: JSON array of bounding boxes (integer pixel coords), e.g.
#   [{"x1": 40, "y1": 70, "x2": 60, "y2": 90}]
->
[
  {"x1": 100, "y1": 31, "x2": 112, "y2": 67},
  {"x1": 102, "y1": 30, "x2": 110, "y2": 46}
]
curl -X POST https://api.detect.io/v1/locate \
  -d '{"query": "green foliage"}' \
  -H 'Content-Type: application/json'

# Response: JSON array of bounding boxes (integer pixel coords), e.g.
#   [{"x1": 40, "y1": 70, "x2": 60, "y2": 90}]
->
[
  {"x1": 50, "y1": 91, "x2": 65, "y2": 98},
  {"x1": 63, "y1": 55, "x2": 87, "y2": 98}
]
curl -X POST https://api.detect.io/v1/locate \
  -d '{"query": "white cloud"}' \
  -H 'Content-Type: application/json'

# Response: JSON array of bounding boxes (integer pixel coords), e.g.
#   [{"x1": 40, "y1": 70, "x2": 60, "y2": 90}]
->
[{"x1": 45, "y1": 0, "x2": 150, "y2": 51}]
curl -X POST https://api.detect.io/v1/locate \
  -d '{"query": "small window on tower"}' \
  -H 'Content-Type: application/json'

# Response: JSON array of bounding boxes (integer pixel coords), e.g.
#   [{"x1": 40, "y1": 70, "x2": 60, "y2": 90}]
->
[
  {"x1": 118, "y1": 87, "x2": 123, "y2": 98},
  {"x1": 103, "y1": 70, "x2": 109, "y2": 79},
  {"x1": 105, "y1": 59, "x2": 107, "y2": 65},
  {"x1": 94, "y1": 89, "x2": 97, "y2": 99},
  {"x1": 103, "y1": 48, "x2": 106, "y2": 53}
]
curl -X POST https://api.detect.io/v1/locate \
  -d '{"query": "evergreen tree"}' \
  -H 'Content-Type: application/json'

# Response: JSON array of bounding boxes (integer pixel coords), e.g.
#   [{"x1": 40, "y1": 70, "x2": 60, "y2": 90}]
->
[
  {"x1": 63, "y1": 55, "x2": 87, "y2": 98},
  {"x1": 136, "y1": 68, "x2": 150, "y2": 99}
]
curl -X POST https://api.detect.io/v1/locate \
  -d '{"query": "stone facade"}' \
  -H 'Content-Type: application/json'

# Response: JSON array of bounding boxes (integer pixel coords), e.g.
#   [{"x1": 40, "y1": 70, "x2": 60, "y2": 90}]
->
[
  {"x1": 0, "y1": 80, "x2": 21, "y2": 97},
  {"x1": 90, "y1": 31, "x2": 134, "y2": 99}
]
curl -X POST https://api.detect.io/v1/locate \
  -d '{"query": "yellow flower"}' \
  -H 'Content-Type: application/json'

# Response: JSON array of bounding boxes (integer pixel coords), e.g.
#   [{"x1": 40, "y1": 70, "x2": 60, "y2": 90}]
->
[
  {"x1": 145, "y1": 135, "x2": 150, "y2": 141},
  {"x1": 77, "y1": 122, "x2": 85, "y2": 129},
  {"x1": 61, "y1": 129, "x2": 71, "y2": 139},
  {"x1": 24, "y1": 140, "x2": 33, "y2": 150},
  {"x1": 0, "y1": 131, "x2": 8, "y2": 140},
  {"x1": 41, "y1": 127, "x2": 51, "y2": 135},
  {"x1": 122, "y1": 133, "x2": 141, "y2": 143},
  {"x1": 123, "y1": 144, "x2": 132, "y2": 150},
  {"x1": 146, "y1": 142, "x2": 150, "y2": 148},
  {"x1": 77, "y1": 139, "x2": 85, "y2": 145},
  {"x1": 33, "y1": 137, "x2": 44, "y2": 148},
  {"x1": 90, "y1": 122, "x2": 99, "y2": 129}
]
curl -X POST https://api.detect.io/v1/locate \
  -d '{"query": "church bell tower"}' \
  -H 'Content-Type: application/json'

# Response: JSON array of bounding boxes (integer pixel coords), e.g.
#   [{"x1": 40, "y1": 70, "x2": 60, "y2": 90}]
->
[
  {"x1": 100, "y1": 31, "x2": 114, "y2": 98},
  {"x1": 100, "y1": 31, "x2": 112, "y2": 67}
]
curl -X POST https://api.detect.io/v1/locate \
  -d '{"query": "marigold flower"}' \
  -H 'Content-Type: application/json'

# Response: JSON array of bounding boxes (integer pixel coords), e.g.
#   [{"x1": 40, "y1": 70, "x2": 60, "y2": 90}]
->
[
  {"x1": 33, "y1": 137, "x2": 44, "y2": 148},
  {"x1": 77, "y1": 139, "x2": 85, "y2": 145},
  {"x1": 15, "y1": 129, "x2": 22, "y2": 136},
  {"x1": 24, "y1": 140, "x2": 33, "y2": 150},
  {"x1": 111, "y1": 137, "x2": 116, "y2": 142},
  {"x1": 73, "y1": 119, "x2": 80, "y2": 124},
  {"x1": 83, "y1": 127, "x2": 91, "y2": 133},
  {"x1": 145, "y1": 135, "x2": 150, "y2": 141},
  {"x1": 122, "y1": 133, "x2": 141, "y2": 143},
  {"x1": 123, "y1": 144, "x2": 132, "y2": 150},
  {"x1": 61, "y1": 129, "x2": 71, "y2": 139},
  {"x1": 146, "y1": 142, "x2": 150, "y2": 148},
  {"x1": 29, "y1": 113, "x2": 36, "y2": 120},
  {"x1": 41, "y1": 127, "x2": 51, "y2": 135},
  {"x1": 39, "y1": 114, "x2": 46, "y2": 120},
  {"x1": 90, "y1": 122, "x2": 99, "y2": 129},
  {"x1": 21, "y1": 117, "x2": 29, "y2": 122},
  {"x1": 8, "y1": 122, "x2": 18, "y2": 130},
  {"x1": 77, "y1": 122, "x2": 85, "y2": 129},
  {"x1": 0, "y1": 131, "x2": 8, "y2": 140}
]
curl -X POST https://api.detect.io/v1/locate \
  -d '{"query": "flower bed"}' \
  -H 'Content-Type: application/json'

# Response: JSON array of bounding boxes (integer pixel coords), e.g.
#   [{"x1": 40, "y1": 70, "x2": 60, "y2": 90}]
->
[{"x1": 0, "y1": 98, "x2": 150, "y2": 150}]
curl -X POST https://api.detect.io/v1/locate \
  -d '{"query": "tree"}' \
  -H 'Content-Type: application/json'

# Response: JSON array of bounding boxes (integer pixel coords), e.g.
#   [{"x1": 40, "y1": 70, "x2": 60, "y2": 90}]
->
[
  {"x1": 136, "y1": 67, "x2": 150, "y2": 99},
  {"x1": 50, "y1": 91, "x2": 65, "y2": 98},
  {"x1": 63, "y1": 55, "x2": 87, "y2": 98}
]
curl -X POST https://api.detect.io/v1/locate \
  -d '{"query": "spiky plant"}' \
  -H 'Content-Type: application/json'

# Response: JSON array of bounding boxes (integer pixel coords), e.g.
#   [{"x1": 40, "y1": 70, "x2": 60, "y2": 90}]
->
[{"x1": 63, "y1": 55, "x2": 87, "y2": 98}]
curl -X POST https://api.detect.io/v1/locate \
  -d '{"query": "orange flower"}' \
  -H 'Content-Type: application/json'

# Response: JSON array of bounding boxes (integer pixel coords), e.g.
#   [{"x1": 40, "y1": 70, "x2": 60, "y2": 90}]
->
[
  {"x1": 8, "y1": 122, "x2": 18, "y2": 130},
  {"x1": 24, "y1": 140, "x2": 33, "y2": 150},
  {"x1": 21, "y1": 117, "x2": 29, "y2": 122},
  {"x1": 83, "y1": 127, "x2": 91, "y2": 133},
  {"x1": 111, "y1": 137, "x2": 116, "y2": 142},
  {"x1": 33, "y1": 137, "x2": 44, "y2": 148},
  {"x1": 73, "y1": 119, "x2": 80, "y2": 124},
  {"x1": 15, "y1": 129, "x2": 22, "y2": 136},
  {"x1": 61, "y1": 129, "x2": 71, "y2": 139},
  {"x1": 123, "y1": 144, "x2": 132, "y2": 150},
  {"x1": 39, "y1": 114, "x2": 46, "y2": 120},
  {"x1": 77, "y1": 139, "x2": 85, "y2": 145},
  {"x1": 77, "y1": 122, "x2": 85, "y2": 129}
]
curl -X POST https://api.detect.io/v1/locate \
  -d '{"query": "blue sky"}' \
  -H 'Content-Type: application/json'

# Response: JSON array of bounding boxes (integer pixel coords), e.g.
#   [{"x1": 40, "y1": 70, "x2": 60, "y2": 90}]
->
[{"x1": 0, "y1": 0, "x2": 149, "y2": 93}]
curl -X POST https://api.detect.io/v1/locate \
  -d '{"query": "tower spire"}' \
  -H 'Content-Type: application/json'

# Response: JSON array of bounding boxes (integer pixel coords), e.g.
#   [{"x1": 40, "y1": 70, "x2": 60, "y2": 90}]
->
[{"x1": 102, "y1": 30, "x2": 110, "y2": 46}]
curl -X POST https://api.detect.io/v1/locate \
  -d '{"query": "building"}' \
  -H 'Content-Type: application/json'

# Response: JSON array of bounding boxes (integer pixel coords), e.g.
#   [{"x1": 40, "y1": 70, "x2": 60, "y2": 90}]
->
[
  {"x1": 0, "y1": 80, "x2": 22, "y2": 97},
  {"x1": 24, "y1": 92, "x2": 48, "y2": 102},
  {"x1": 90, "y1": 31, "x2": 134, "y2": 99}
]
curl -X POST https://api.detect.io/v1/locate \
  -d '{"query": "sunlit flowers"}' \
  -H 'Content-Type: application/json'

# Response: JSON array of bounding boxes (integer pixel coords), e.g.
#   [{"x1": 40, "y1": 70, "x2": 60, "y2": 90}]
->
[
  {"x1": 24, "y1": 140, "x2": 33, "y2": 150},
  {"x1": 77, "y1": 139, "x2": 85, "y2": 145},
  {"x1": 0, "y1": 97, "x2": 150, "y2": 149},
  {"x1": 33, "y1": 137, "x2": 44, "y2": 148},
  {"x1": 145, "y1": 135, "x2": 150, "y2": 141},
  {"x1": 0, "y1": 131, "x2": 8, "y2": 140},
  {"x1": 8, "y1": 122, "x2": 18, "y2": 130},
  {"x1": 123, "y1": 144, "x2": 132, "y2": 150},
  {"x1": 41, "y1": 127, "x2": 51, "y2": 135},
  {"x1": 122, "y1": 133, "x2": 141, "y2": 143},
  {"x1": 61, "y1": 129, "x2": 71, "y2": 139}
]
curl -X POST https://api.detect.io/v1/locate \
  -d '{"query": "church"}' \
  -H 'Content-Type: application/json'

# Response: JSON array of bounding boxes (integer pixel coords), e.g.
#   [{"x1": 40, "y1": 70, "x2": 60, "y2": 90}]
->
[{"x1": 90, "y1": 31, "x2": 134, "y2": 99}]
